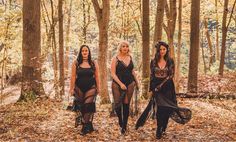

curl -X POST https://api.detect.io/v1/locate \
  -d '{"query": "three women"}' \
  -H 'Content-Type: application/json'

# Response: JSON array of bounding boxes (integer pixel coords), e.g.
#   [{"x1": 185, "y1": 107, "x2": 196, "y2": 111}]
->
[{"x1": 69, "y1": 41, "x2": 191, "y2": 139}]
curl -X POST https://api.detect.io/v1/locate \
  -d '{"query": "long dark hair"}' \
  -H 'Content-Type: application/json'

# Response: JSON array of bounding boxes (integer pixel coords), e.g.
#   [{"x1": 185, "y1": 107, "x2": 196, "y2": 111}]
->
[
  {"x1": 151, "y1": 41, "x2": 174, "y2": 75},
  {"x1": 154, "y1": 41, "x2": 170, "y2": 62},
  {"x1": 76, "y1": 45, "x2": 95, "y2": 70}
]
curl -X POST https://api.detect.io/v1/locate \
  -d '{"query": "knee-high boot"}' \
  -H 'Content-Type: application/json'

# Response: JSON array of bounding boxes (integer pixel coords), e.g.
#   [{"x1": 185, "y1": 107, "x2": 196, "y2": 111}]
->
[
  {"x1": 122, "y1": 104, "x2": 129, "y2": 134},
  {"x1": 115, "y1": 105, "x2": 123, "y2": 128}
]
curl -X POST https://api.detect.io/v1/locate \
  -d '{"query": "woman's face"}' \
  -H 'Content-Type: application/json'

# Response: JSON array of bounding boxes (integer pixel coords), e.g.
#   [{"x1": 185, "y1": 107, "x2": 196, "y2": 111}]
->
[
  {"x1": 159, "y1": 45, "x2": 167, "y2": 57},
  {"x1": 81, "y1": 46, "x2": 89, "y2": 59},
  {"x1": 120, "y1": 43, "x2": 129, "y2": 54}
]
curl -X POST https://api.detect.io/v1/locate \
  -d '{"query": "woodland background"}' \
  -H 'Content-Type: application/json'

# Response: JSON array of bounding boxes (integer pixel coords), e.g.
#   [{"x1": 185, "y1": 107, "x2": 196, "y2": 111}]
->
[{"x1": 0, "y1": 0, "x2": 235, "y2": 141}]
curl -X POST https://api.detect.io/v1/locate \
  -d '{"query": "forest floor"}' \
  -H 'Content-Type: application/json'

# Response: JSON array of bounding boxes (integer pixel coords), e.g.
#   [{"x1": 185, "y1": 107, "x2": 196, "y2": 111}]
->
[
  {"x1": 0, "y1": 97, "x2": 235, "y2": 141},
  {"x1": 0, "y1": 73, "x2": 236, "y2": 141}
]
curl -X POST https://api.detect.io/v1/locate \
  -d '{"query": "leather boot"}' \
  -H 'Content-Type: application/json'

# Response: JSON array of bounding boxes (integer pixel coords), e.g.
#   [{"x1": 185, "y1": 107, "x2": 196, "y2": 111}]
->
[
  {"x1": 156, "y1": 126, "x2": 163, "y2": 139},
  {"x1": 121, "y1": 104, "x2": 129, "y2": 134},
  {"x1": 115, "y1": 106, "x2": 123, "y2": 128},
  {"x1": 80, "y1": 123, "x2": 90, "y2": 136}
]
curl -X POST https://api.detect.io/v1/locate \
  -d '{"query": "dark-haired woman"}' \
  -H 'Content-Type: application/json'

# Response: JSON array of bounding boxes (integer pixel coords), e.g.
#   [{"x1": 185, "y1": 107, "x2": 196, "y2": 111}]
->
[
  {"x1": 111, "y1": 40, "x2": 139, "y2": 134},
  {"x1": 69, "y1": 45, "x2": 99, "y2": 135},
  {"x1": 136, "y1": 41, "x2": 191, "y2": 139},
  {"x1": 151, "y1": 41, "x2": 191, "y2": 139}
]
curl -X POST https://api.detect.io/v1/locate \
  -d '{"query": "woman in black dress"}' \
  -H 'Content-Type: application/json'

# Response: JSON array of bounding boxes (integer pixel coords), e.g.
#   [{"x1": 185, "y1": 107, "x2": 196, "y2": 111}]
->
[
  {"x1": 136, "y1": 41, "x2": 191, "y2": 139},
  {"x1": 111, "y1": 40, "x2": 139, "y2": 134},
  {"x1": 69, "y1": 45, "x2": 99, "y2": 135}
]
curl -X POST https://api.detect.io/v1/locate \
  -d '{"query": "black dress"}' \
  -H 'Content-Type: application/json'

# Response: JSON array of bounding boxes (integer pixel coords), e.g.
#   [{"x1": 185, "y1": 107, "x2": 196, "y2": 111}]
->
[
  {"x1": 113, "y1": 56, "x2": 135, "y2": 87},
  {"x1": 112, "y1": 56, "x2": 136, "y2": 133},
  {"x1": 150, "y1": 59, "x2": 177, "y2": 109},
  {"x1": 150, "y1": 59, "x2": 191, "y2": 125},
  {"x1": 136, "y1": 59, "x2": 191, "y2": 130},
  {"x1": 71, "y1": 62, "x2": 97, "y2": 134}
]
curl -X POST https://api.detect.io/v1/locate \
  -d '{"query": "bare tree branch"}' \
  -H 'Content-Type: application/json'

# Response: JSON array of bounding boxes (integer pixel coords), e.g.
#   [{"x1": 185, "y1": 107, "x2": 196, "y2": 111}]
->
[
  {"x1": 91, "y1": 0, "x2": 102, "y2": 20},
  {"x1": 226, "y1": 0, "x2": 236, "y2": 30}
]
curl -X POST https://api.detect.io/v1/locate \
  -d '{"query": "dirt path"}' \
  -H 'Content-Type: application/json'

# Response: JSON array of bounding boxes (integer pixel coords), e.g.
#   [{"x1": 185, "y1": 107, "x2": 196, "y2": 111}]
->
[{"x1": 0, "y1": 86, "x2": 20, "y2": 106}]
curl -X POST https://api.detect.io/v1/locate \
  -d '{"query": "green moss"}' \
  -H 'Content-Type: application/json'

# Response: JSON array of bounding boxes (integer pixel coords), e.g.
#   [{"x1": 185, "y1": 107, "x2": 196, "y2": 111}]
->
[{"x1": 18, "y1": 91, "x2": 37, "y2": 102}]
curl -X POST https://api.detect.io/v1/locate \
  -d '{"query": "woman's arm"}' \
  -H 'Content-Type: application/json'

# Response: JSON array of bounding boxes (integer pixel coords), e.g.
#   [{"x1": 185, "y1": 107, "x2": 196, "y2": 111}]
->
[
  {"x1": 111, "y1": 57, "x2": 127, "y2": 90},
  {"x1": 69, "y1": 60, "x2": 77, "y2": 95},
  {"x1": 94, "y1": 61, "x2": 100, "y2": 93}
]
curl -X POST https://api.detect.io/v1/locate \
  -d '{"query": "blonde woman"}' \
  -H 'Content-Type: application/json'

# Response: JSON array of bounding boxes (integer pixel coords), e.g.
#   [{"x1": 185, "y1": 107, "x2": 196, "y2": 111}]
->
[{"x1": 110, "y1": 40, "x2": 139, "y2": 134}]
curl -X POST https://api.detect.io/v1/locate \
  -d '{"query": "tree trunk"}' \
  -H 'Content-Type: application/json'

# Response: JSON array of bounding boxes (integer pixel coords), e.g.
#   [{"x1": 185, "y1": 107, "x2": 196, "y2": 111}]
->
[
  {"x1": 20, "y1": 0, "x2": 44, "y2": 101},
  {"x1": 58, "y1": 0, "x2": 64, "y2": 99},
  {"x1": 219, "y1": 0, "x2": 228, "y2": 76},
  {"x1": 201, "y1": 28, "x2": 207, "y2": 74},
  {"x1": 50, "y1": 0, "x2": 59, "y2": 98},
  {"x1": 122, "y1": 0, "x2": 125, "y2": 39},
  {"x1": 152, "y1": 0, "x2": 166, "y2": 58},
  {"x1": 1, "y1": 5, "x2": 12, "y2": 97},
  {"x1": 187, "y1": 0, "x2": 200, "y2": 93},
  {"x1": 219, "y1": 0, "x2": 236, "y2": 75},
  {"x1": 82, "y1": 0, "x2": 87, "y2": 43},
  {"x1": 65, "y1": 0, "x2": 73, "y2": 78},
  {"x1": 142, "y1": 0, "x2": 150, "y2": 99},
  {"x1": 175, "y1": 0, "x2": 182, "y2": 93},
  {"x1": 215, "y1": 0, "x2": 219, "y2": 61},
  {"x1": 203, "y1": 18, "x2": 214, "y2": 68},
  {"x1": 92, "y1": 0, "x2": 110, "y2": 104},
  {"x1": 165, "y1": 0, "x2": 177, "y2": 60},
  {"x1": 227, "y1": 48, "x2": 232, "y2": 68}
]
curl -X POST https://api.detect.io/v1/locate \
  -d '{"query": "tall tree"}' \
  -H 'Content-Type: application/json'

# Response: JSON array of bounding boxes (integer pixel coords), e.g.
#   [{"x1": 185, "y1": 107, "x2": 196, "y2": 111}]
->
[
  {"x1": 215, "y1": 0, "x2": 219, "y2": 61},
  {"x1": 1, "y1": 1, "x2": 12, "y2": 98},
  {"x1": 219, "y1": 0, "x2": 236, "y2": 75},
  {"x1": 204, "y1": 17, "x2": 214, "y2": 68},
  {"x1": 92, "y1": 0, "x2": 110, "y2": 103},
  {"x1": 65, "y1": 0, "x2": 73, "y2": 78},
  {"x1": 58, "y1": 0, "x2": 64, "y2": 98},
  {"x1": 81, "y1": 0, "x2": 92, "y2": 43},
  {"x1": 164, "y1": 0, "x2": 177, "y2": 60},
  {"x1": 175, "y1": 0, "x2": 182, "y2": 93},
  {"x1": 142, "y1": 0, "x2": 150, "y2": 99},
  {"x1": 201, "y1": 28, "x2": 207, "y2": 74},
  {"x1": 20, "y1": 0, "x2": 44, "y2": 101},
  {"x1": 187, "y1": 0, "x2": 200, "y2": 93},
  {"x1": 50, "y1": 0, "x2": 59, "y2": 98},
  {"x1": 42, "y1": 0, "x2": 59, "y2": 97},
  {"x1": 152, "y1": 0, "x2": 166, "y2": 57}
]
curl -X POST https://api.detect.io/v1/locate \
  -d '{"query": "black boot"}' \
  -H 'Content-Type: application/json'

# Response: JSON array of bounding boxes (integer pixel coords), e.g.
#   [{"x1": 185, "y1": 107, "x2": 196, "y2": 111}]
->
[
  {"x1": 121, "y1": 104, "x2": 129, "y2": 134},
  {"x1": 115, "y1": 106, "x2": 123, "y2": 128},
  {"x1": 156, "y1": 126, "x2": 163, "y2": 139},
  {"x1": 88, "y1": 122, "x2": 94, "y2": 132},
  {"x1": 80, "y1": 123, "x2": 91, "y2": 136},
  {"x1": 75, "y1": 112, "x2": 83, "y2": 128}
]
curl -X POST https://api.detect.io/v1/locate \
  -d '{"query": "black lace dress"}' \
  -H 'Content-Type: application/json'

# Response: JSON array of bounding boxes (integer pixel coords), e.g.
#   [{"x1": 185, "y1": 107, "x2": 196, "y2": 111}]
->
[
  {"x1": 150, "y1": 59, "x2": 191, "y2": 124},
  {"x1": 136, "y1": 59, "x2": 191, "y2": 130}
]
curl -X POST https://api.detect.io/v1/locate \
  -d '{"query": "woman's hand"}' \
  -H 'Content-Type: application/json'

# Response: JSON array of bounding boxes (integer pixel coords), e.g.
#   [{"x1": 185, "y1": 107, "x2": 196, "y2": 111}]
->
[
  {"x1": 154, "y1": 85, "x2": 161, "y2": 92},
  {"x1": 120, "y1": 83, "x2": 127, "y2": 90}
]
